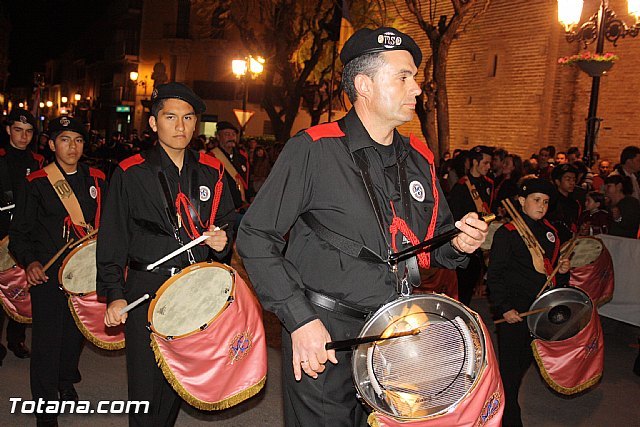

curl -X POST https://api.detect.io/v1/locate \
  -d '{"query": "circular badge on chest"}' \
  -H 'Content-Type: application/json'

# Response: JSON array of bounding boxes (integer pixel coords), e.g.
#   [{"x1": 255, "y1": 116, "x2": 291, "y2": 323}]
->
[
  {"x1": 546, "y1": 231, "x2": 555, "y2": 243},
  {"x1": 89, "y1": 185, "x2": 98, "y2": 199},
  {"x1": 410, "y1": 180, "x2": 426, "y2": 202},
  {"x1": 199, "y1": 185, "x2": 211, "y2": 202}
]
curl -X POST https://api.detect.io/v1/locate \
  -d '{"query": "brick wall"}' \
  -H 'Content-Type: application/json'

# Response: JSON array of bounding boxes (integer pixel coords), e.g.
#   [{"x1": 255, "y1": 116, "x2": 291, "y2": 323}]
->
[{"x1": 397, "y1": 0, "x2": 640, "y2": 164}]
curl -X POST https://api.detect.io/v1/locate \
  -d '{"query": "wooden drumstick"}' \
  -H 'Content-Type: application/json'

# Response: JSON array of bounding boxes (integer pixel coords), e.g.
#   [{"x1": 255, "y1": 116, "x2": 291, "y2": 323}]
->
[
  {"x1": 146, "y1": 224, "x2": 228, "y2": 270},
  {"x1": 535, "y1": 237, "x2": 578, "y2": 298},
  {"x1": 494, "y1": 306, "x2": 552, "y2": 324},
  {"x1": 42, "y1": 228, "x2": 99, "y2": 272},
  {"x1": 119, "y1": 293, "x2": 150, "y2": 315},
  {"x1": 325, "y1": 328, "x2": 421, "y2": 350}
]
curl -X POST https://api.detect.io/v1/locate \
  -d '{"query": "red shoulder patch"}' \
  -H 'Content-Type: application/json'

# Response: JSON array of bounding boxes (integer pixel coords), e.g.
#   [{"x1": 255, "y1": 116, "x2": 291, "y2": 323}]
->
[
  {"x1": 27, "y1": 169, "x2": 47, "y2": 182},
  {"x1": 484, "y1": 175, "x2": 494, "y2": 185},
  {"x1": 198, "y1": 152, "x2": 223, "y2": 172},
  {"x1": 119, "y1": 154, "x2": 145, "y2": 172},
  {"x1": 409, "y1": 134, "x2": 435, "y2": 164},
  {"x1": 89, "y1": 167, "x2": 106, "y2": 181},
  {"x1": 238, "y1": 149, "x2": 249, "y2": 159},
  {"x1": 0, "y1": 148, "x2": 6, "y2": 156},
  {"x1": 457, "y1": 176, "x2": 468, "y2": 185},
  {"x1": 305, "y1": 122, "x2": 345, "y2": 142},
  {"x1": 504, "y1": 222, "x2": 516, "y2": 231},
  {"x1": 31, "y1": 152, "x2": 45, "y2": 168}
]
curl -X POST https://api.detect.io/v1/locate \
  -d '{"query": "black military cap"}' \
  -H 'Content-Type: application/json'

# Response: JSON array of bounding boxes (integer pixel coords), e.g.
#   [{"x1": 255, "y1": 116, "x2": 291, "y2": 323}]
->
[
  {"x1": 519, "y1": 178, "x2": 555, "y2": 198},
  {"x1": 551, "y1": 163, "x2": 578, "y2": 181},
  {"x1": 340, "y1": 27, "x2": 422, "y2": 67},
  {"x1": 151, "y1": 82, "x2": 206, "y2": 114},
  {"x1": 6, "y1": 108, "x2": 38, "y2": 130},
  {"x1": 216, "y1": 121, "x2": 238, "y2": 134},
  {"x1": 48, "y1": 116, "x2": 88, "y2": 141}
]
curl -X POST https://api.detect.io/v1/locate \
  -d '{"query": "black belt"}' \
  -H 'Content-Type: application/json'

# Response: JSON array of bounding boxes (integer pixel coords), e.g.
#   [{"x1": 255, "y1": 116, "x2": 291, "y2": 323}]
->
[
  {"x1": 305, "y1": 289, "x2": 372, "y2": 320},
  {"x1": 128, "y1": 260, "x2": 182, "y2": 276}
]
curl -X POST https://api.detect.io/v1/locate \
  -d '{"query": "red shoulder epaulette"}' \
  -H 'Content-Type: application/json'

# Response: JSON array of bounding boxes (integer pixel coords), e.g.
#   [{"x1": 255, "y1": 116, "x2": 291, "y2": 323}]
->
[
  {"x1": 484, "y1": 175, "x2": 494, "y2": 185},
  {"x1": 238, "y1": 149, "x2": 249, "y2": 159},
  {"x1": 305, "y1": 122, "x2": 345, "y2": 142},
  {"x1": 0, "y1": 148, "x2": 6, "y2": 157},
  {"x1": 89, "y1": 167, "x2": 106, "y2": 181},
  {"x1": 31, "y1": 152, "x2": 45, "y2": 168},
  {"x1": 409, "y1": 134, "x2": 435, "y2": 164},
  {"x1": 26, "y1": 169, "x2": 47, "y2": 182},
  {"x1": 198, "y1": 152, "x2": 223, "y2": 172},
  {"x1": 119, "y1": 154, "x2": 145, "y2": 171},
  {"x1": 504, "y1": 222, "x2": 516, "y2": 231},
  {"x1": 457, "y1": 176, "x2": 468, "y2": 185}
]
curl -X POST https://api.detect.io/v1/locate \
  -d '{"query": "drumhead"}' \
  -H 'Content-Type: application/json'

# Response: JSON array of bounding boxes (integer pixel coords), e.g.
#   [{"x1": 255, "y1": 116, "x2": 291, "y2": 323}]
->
[
  {"x1": 352, "y1": 294, "x2": 486, "y2": 421},
  {"x1": 0, "y1": 236, "x2": 17, "y2": 271},
  {"x1": 527, "y1": 287, "x2": 592, "y2": 341},
  {"x1": 59, "y1": 240, "x2": 97, "y2": 295},
  {"x1": 562, "y1": 237, "x2": 602, "y2": 268},
  {"x1": 149, "y1": 262, "x2": 234, "y2": 339}
]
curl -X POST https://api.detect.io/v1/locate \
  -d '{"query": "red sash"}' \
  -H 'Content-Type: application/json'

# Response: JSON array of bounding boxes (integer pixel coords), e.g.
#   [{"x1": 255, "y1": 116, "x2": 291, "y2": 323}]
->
[
  {"x1": 0, "y1": 267, "x2": 32, "y2": 323},
  {"x1": 569, "y1": 246, "x2": 615, "y2": 306},
  {"x1": 368, "y1": 320, "x2": 504, "y2": 427},
  {"x1": 68, "y1": 293, "x2": 125, "y2": 350},
  {"x1": 150, "y1": 274, "x2": 267, "y2": 410},
  {"x1": 531, "y1": 306, "x2": 604, "y2": 395}
]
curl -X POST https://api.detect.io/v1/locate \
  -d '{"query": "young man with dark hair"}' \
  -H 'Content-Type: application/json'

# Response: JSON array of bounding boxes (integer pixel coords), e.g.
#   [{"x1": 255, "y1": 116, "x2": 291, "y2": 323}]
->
[
  {"x1": 605, "y1": 175, "x2": 640, "y2": 238},
  {"x1": 0, "y1": 109, "x2": 43, "y2": 363},
  {"x1": 610, "y1": 145, "x2": 640, "y2": 200},
  {"x1": 547, "y1": 163, "x2": 581, "y2": 242},
  {"x1": 9, "y1": 116, "x2": 106, "y2": 427},
  {"x1": 567, "y1": 146, "x2": 581, "y2": 164},
  {"x1": 97, "y1": 82, "x2": 236, "y2": 426}
]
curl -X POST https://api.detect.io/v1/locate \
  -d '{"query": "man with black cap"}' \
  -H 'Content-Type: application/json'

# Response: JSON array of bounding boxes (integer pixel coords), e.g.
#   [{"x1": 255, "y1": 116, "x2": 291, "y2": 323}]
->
[
  {"x1": 0, "y1": 108, "x2": 44, "y2": 364},
  {"x1": 547, "y1": 163, "x2": 582, "y2": 242},
  {"x1": 97, "y1": 82, "x2": 236, "y2": 426},
  {"x1": 447, "y1": 144, "x2": 495, "y2": 306},
  {"x1": 238, "y1": 27, "x2": 488, "y2": 426},
  {"x1": 213, "y1": 121, "x2": 250, "y2": 209},
  {"x1": 9, "y1": 116, "x2": 106, "y2": 427},
  {"x1": 488, "y1": 178, "x2": 570, "y2": 426}
]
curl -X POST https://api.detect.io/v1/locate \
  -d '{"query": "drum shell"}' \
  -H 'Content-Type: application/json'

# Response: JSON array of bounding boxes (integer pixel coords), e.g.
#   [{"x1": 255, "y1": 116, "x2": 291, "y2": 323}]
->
[
  {"x1": 527, "y1": 287, "x2": 593, "y2": 341},
  {"x1": 59, "y1": 239, "x2": 98, "y2": 295},
  {"x1": 0, "y1": 266, "x2": 32, "y2": 323}
]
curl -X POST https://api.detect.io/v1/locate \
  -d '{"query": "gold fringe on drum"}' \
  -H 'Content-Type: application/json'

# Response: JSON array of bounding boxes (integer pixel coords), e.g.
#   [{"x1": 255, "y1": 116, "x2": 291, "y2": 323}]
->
[
  {"x1": 531, "y1": 343, "x2": 602, "y2": 395},
  {"x1": 150, "y1": 335, "x2": 266, "y2": 411},
  {"x1": 67, "y1": 297, "x2": 125, "y2": 351},
  {"x1": 0, "y1": 298, "x2": 32, "y2": 324}
]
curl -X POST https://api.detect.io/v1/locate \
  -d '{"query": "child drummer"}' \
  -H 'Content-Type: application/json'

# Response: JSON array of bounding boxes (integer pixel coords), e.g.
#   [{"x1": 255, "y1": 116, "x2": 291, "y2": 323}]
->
[
  {"x1": 487, "y1": 178, "x2": 570, "y2": 427},
  {"x1": 9, "y1": 116, "x2": 106, "y2": 427}
]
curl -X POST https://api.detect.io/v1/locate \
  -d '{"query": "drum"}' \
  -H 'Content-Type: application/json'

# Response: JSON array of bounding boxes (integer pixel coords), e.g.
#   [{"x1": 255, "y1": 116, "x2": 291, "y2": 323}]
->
[
  {"x1": 563, "y1": 237, "x2": 614, "y2": 305},
  {"x1": 0, "y1": 237, "x2": 31, "y2": 323},
  {"x1": 59, "y1": 239, "x2": 125, "y2": 350},
  {"x1": 528, "y1": 287, "x2": 604, "y2": 395},
  {"x1": 148, "y1": 262, "x2": 267, "y2": 410},
  {"x1": 352, "y1": 294, "x2": 503, "y2": 426}
]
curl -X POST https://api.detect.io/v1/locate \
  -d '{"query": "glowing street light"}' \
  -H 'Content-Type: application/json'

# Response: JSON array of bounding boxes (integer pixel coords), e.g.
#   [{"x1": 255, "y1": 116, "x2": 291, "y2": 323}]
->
[
  {"x1": 46, "y1": 101, "x2": 53, "y2": 108},
  {"x1": 231, "y1": 55, "x2": 265, "y2": 136},
  {"x1": 39, "y1": 102, "x2": 45, "y2": 108},
  {"x1": 74, "y1": 93, "x2": 82, "y2": 102},
  {"x1": 61, "y1": 96, "x2": 68, "y2": 104}
]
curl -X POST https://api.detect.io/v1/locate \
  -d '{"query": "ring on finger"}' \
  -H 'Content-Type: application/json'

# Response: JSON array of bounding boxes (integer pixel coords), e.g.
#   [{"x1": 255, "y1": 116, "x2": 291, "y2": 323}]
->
[{"x1": 300, "y1": 360, "x2": 309, "y2": 365}]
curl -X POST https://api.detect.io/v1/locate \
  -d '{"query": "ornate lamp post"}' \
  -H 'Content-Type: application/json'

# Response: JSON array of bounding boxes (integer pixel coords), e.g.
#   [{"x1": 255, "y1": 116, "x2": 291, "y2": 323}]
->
[
  {"x1": 232, "y1": 55, "x2": 265, "y2": 138},
  {"x1": 558, "y1": 0, "x2": 640, "y2": 166}
]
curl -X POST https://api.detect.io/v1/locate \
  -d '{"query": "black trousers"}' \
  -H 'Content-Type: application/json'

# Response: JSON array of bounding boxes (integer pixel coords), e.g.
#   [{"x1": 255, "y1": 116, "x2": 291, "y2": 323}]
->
[
  {"x1": 497, "y1": 321, "x2": 533, "y2": 427},
  {"x1": 456, "y1": 252, "x2": 483, "y2": 307},
  {"x1": 125, "y1": 270, "x2": 181, "y2": 427},
  {"x1": 281, "y1": 306, "x2": 369, "y2": 427},
  {"x1": 30, "y1": 277, "x2": 84, "y2": 421},
  {"x1": 0, "y1": 310, "x2": 27, "y2": 344}
]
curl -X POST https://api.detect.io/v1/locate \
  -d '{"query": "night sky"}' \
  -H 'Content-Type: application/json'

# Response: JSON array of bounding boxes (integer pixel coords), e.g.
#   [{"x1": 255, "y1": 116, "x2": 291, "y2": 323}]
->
[{"x1": 5, "y1": 0, "x2": 109, "y2": 88}]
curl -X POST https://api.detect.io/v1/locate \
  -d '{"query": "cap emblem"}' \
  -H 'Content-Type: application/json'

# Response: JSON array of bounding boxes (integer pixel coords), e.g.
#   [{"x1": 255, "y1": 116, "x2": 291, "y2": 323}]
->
[
  {"x1": 151, "y1": 88, "x2": 158, "y2": 99},
  {"x1": 378, "y1": 32, "x2": 402, "y2": 48},
  {"x1": 60, "y1": 117, "x2": 70, "y2": 127},
  {"x1": 19, "y1": 115, "x2": 28, "y2": 124}
]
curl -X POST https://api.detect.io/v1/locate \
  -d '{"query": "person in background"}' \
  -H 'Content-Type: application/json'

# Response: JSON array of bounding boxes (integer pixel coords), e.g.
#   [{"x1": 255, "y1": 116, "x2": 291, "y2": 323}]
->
[
  {"x1": 578, "y1": 191, "x2": 608, "y2": 236},
  {"x1": 605, "y1": 175, "x2": 640, "y2": 238},
  {"x1": 537, "y1": 147, "x2": 553, "y2": 180},
  {"x1": 555, "y1": 151, "x2": 568, "y2": 165},
  {"x1": 591, "y1": 159, "x2": 611, "y2": 193},
  {"x1": 492, "y1": 154, "x2": 523, "y2": 215},
  {"x1": 547, "y1": 164, "x2": 581, "y2": 242},
  {"x1": 567, "y1": 147, "x2": 581, "y2": 165},
  {"x1": 609, "y1": 146, "x2": 640, "y2": 201}
]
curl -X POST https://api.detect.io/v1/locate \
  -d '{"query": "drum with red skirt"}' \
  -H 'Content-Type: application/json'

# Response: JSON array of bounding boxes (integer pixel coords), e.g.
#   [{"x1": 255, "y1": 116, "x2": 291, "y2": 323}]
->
[
  {"x1": 0, "y1": 236, "x2": 31, "y2": 323},
  {"x1": 527, "y1": 286, "x2": 604, "y2": 395},
  {"x1": 59, "y1": 239, "x2": 125, "y2": 350},
  {"x1": 562, "y1": 237, "x2": 614, "y2": 306},
  {"x1": 148, "y1": 261, "x2": 267, "y2": 410}
]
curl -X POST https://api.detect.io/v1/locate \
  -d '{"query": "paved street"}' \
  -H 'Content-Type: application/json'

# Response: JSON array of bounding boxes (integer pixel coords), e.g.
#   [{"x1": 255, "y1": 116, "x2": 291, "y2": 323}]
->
[{"x1": 0, "y1": 253, "x2": 639, "y2": 426}]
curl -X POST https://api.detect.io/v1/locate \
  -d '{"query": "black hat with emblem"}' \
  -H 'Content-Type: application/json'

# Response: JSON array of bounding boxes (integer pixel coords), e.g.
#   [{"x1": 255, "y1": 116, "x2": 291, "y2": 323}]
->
[
  {"x1": 151, "y1": 82, "x2": 206, "y2": 114},
  {"x1": 551, "y1": 163, "x2": 578, "y2": 182},
  {"x1": 48, "y1": 116, "x2": 88, "y2": 142},
  {"x1": 340, "y1": 27, "x2": 422, "y2": 67},
  {"x1": 6, "y1": 108, "x2": 38, "y2": 130},
  {"x1": 519, "y1": 178, "x2": 556, "y2": 198}
]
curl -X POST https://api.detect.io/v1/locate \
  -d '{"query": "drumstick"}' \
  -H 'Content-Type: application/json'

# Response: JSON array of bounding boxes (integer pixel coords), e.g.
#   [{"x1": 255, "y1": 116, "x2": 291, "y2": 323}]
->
[
  {"x1": 146, "y1": 224, "x2": 228, "y2": 271},
  {"x1": 119, "y1": 293, "x2": 150, "y2": 315},
  {"x1": 494, "y1": 306, "x2": 552, "y2": 324},
  {"x1": 42, "y1": 229, "x2": 99, "y2": 272},
  {"x1": 535, "y1": 237, "x2": 578, "y2": 298},
  {"x1": 325, "y1": 328, "x2": 421, "y2": 350}
]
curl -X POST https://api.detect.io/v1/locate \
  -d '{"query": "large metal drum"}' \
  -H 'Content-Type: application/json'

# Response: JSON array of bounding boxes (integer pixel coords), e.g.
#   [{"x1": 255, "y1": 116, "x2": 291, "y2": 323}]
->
[{"x1": 527, "y1": 287, "x2": 593, "y2": 341}]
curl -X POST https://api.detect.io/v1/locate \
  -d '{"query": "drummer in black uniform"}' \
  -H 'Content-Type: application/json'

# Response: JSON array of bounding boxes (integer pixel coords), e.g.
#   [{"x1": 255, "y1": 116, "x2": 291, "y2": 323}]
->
[
  {"x1": 487, "y1": 178, "x2": 570, "y2": 427},
  {"x1": 97, "y1": 82, "x2": 236, "y2": 427},
  {"x1": 1, "y1": 109, "x2": 44, "y2": 363},
  {"x1": 237, "y1": 27, "x2": 488, "y2": 427},
  {"x1": 9, "y1": 116, "x2": 106, "y2": 427},
  {"x1": 547, "y1": 163, "x2": 582, "y2": 242}
]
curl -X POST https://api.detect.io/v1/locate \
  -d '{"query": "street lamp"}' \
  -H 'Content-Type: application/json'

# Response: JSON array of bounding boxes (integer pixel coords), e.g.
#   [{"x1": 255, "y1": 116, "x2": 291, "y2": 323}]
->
[
  {"x1": 558, "y1": 0, "x2": 640, "y2": 166},
  {"x1": 46, "y1": 101, "x2": 53, "y2": 108},
  {"x1": 74, "y1": 93, "x2": 82, "y2": 102},
  {"x1": 61, "y1": 96, "x2": 68, "y2": 104},
  {"x1": 129, "y1": 71, "x2": 148, "y2": 96},
  {"x1": 231, "y1": 55, "x2": 265, "y2": 137}
]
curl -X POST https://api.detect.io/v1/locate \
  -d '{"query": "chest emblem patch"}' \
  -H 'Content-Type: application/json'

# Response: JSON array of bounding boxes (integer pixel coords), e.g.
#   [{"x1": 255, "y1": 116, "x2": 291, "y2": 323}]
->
[
  {"x1": 409, "y1": 180, "x2": 425, "y2": 202},
  {"x1": 199, "y1": 185, "x2": 211, "y2": 202},
  {"x1": 89, "y1": 185, "x2": 98, "y2": 199},
  {"x1": 546, "y1": 231, "x2": 555, "y2": 243}
]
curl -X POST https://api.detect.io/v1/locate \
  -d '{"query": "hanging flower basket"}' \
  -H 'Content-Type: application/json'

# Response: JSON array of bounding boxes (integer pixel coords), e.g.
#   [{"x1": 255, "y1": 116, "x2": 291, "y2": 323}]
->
[{"x1": 558, "y1": 52, "x2": 619, "y2": 77}]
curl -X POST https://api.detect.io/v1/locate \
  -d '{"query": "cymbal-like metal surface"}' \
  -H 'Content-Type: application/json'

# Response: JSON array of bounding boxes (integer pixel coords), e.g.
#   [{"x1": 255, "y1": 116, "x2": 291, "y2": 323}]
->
[{"x1": 528, "y1": 287, "x2": 592, "y2": 341}]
